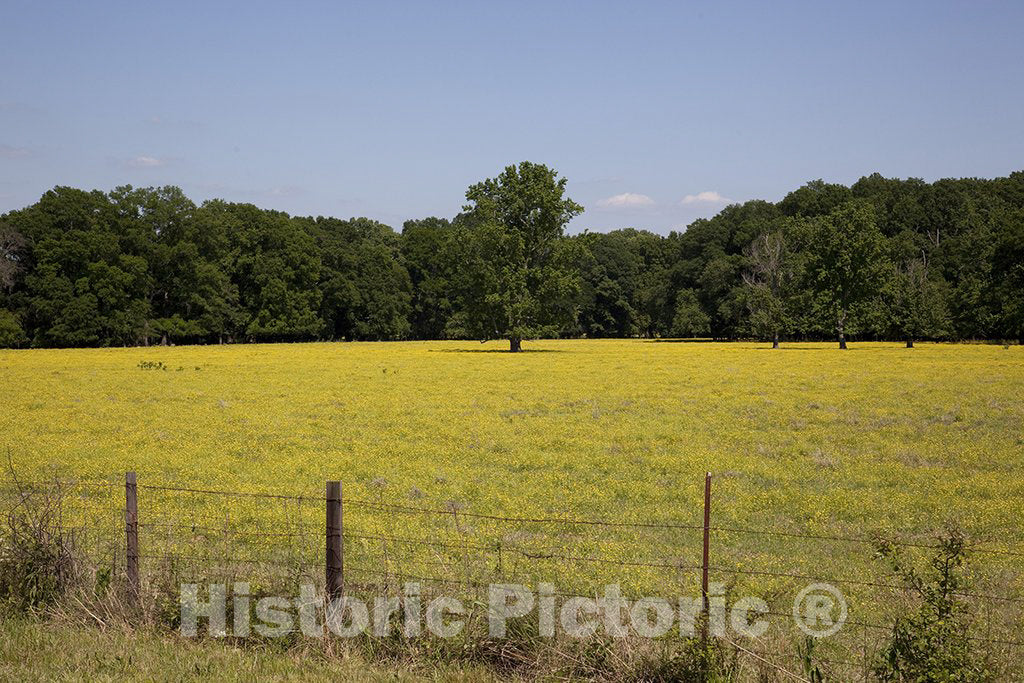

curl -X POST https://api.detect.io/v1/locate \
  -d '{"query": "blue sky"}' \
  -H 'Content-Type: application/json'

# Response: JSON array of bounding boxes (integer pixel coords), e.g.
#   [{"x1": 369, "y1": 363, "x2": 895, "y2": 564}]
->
[{"x1": 2, "y1": 0, "x2": 1022, "y2": 233}]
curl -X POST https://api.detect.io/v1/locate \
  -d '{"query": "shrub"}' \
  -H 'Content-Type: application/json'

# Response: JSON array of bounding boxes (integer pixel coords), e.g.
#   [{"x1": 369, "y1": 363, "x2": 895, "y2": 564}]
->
[
  {"x1": 0, "y1": 481, "x2": 79, "y2": 611},
  {"x1": 873, "y1": 526, "x2": 991, "y2": 681}
]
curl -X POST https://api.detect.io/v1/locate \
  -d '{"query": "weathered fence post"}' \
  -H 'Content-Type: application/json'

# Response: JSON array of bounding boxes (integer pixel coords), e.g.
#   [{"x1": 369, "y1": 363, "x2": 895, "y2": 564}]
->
[
  {"x1": 125, "y1": 471, "x2": 139, "y2": 600},
  {"x1": 701, "y1": 471, "x2": 712, "y2": 645},
  {"x1": 326, "y1": 481, "x2": 344, "y2": 601}
]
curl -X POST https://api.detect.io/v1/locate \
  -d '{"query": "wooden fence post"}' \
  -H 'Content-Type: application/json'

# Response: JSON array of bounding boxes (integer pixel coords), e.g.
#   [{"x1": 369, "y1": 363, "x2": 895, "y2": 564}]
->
[
  {"x1": 326, "y1": 481, "x2": 344, "y2": 601},
  {"x1": 125, "y1": 471, "x2": 139, "y2": 600},
  {"x1": 701, "y1": 471, "x2": 712, "y2": 645}
]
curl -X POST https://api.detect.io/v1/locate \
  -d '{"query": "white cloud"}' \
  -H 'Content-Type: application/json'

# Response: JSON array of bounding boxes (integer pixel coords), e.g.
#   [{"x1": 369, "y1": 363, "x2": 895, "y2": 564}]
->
[
  {"x1": 267, "y1": 185, "x2": 303, "y2": 198},
  {"x1": 126, "y1": 156, "x2": 167, "y2": 168},
  {"x1": 596, "y1": 192, "x2": 655, "y2": 209},
  {"x1": 0, "y1": 144, "x2": 31, "y2": 159},
  {"x1": 680, "y1": 190, "x2": 730, "y2": 205}
]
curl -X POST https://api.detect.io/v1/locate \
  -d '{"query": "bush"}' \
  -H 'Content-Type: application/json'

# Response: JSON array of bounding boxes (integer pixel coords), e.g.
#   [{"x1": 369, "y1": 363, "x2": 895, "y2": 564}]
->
[
  {"x1": 873, "y1": 526, "x2": 992, "y2": 681},
  {"x1": 0, "y1": 482, "x2": 79, "y2": 611}
]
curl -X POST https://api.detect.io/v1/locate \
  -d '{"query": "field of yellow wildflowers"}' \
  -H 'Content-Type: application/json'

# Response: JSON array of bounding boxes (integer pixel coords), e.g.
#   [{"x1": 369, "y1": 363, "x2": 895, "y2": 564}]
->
[{"x1": 2, "y1": 340, "x2": 1022, "y2": 661}]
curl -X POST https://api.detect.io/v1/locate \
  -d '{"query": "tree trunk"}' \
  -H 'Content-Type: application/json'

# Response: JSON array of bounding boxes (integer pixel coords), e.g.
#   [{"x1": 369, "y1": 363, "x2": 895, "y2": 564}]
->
[
  {"x1": 838, "y1": 309, "x2": 847, "y2": 349},
  {"x1": 906, "y1": 339, "x2": 914, "y2": 348},
  {"x1": 509, "y1": 337, "x2": 522, "y2": 353},
  {"x1": 772, "y1": 332, "x2": 779, "y2": 349}
]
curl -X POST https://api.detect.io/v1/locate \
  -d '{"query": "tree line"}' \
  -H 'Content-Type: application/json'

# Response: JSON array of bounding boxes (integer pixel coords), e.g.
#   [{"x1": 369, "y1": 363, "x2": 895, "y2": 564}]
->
[{"x1": 0, "y1": 163, "x2": 1022, "y2": 350}]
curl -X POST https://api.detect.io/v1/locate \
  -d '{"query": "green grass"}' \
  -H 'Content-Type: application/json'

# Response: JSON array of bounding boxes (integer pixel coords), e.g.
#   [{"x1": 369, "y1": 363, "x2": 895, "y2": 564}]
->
[{"x1": 0, "y1": 616, "x2": 500, "y2": 682}]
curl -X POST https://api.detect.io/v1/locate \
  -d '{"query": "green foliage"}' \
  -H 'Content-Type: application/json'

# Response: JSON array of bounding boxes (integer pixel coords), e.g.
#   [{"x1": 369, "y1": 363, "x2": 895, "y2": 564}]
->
[
  {"x1": 0, "y1": 168, "x2": 1021, "y2": 347},
  {"x1": 989, "y1": 207, "x2": 1024, "y2": 343},
  {"x1": 453, "y1": 162, "x2": 583, "y2": 351},
  {"x1": 230, "y1": 206, "x2": 323, "y2": 341},
  {"x1": 804, "y1": 202, "x2": 889, "y2": 347},
  {"x1": 671, "y1": 288, "x2": 711, "y2": 337},
  {"x1": 873, "y1": 527, "x2": 991, "y2": 682},
  {"x1": 572, "y1": 230, "x2": 647, "y2": 337},
  {"x1": 401, "y1": 217, "x2": 457, "y2": 339},
  {"x1": 797, "y1": 637, "x2": 826, "y2": 683},
  {"x1": 308, "y1": 217, "x2": 410, "y2": 341},
  {"x1": 779, "y1": 179, "x2": 854, "y2": 218},
  {"x1": 15, "y1": 187, "x2": 150, "y2": 347},
  {"x1": 0, "y1": 310, "x2": 26, "y2": 348},
  {"x1": 884, "y1": 258, "x2": 950, "y2": 344}
]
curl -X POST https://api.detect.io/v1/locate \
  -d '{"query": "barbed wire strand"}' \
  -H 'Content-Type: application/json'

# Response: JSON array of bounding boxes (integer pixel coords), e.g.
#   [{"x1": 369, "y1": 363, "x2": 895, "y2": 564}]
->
[{"x1": 8, "y1": 478, "x2": 1024, "y2": 556}]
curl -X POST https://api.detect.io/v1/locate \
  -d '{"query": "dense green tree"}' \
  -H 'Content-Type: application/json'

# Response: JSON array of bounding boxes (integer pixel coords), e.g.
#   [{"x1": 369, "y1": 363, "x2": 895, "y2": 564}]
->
[
  {"x1": 201, "y1": 201, "x2": 322, "y2": 341},
  {"x1": 669, "y1": 200, "x2": 780, "y2": 339},
  {"x1": 572, "y1": 229, "x2": 662, "y2": 337},
  {"x1": 401, "y1": 217, "x2": 457, "y2": 339},
  {"x1": 805, "y1": 202, "x2": 889, "y2": 349},
  {"x1": 990, "y1": 207, "x2": 1024, "y2": 343},
  {"x1": 698, "y1": 255, "x2": 744, "y2": 338},
  {"x1": 309, "y1": 217, "x2": 411, "y2": 340},
  {"x1": 852, "y1": 173, "x2": 932, "y2": 240},
  {"x1": 454, "y1": 162, "x2": 583, "y2": 352},
  {"x1": 12, "y1": 187, "x2": 150, "y2": 347},
  {"x1": 243, "y1": 212, "x2": 322, "y2": 340},
  {"x1": 626, "y1": 231, "x2": 674, "y2": 337},
  {"x1": 779, "y1": 179, "x2": 853, "y2": 218},
  {"x1": 885, "y1": 258, "x2": 950, "y2": 347},
  {"x1": 670, "y1": 288, "x2": 710, "y2": 337},
  {"x1": 192, "y1": 259, "x2": 246, "y2": 343},
  {"x1": 0, "y1": 308, "x2": 26, "y2": 347},
  {"x1": 110, "y1": 185, "x2": 202, "y2": 344}
]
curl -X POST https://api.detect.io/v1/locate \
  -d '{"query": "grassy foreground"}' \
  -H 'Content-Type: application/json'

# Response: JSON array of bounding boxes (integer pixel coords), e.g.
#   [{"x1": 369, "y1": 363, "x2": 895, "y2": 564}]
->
[
  {"x1": 0, "y1": 616, "x2": 496, "y2": 682},
  {"x1": 2, "y1": 339, "x2": 1023, "y2": 675}
]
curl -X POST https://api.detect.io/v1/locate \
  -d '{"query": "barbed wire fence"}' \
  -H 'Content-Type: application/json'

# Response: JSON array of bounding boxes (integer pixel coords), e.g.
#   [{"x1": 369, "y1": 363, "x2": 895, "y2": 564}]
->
[{"x1": 2, "y1": 471, "x2": 1022, "y2": 680}]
